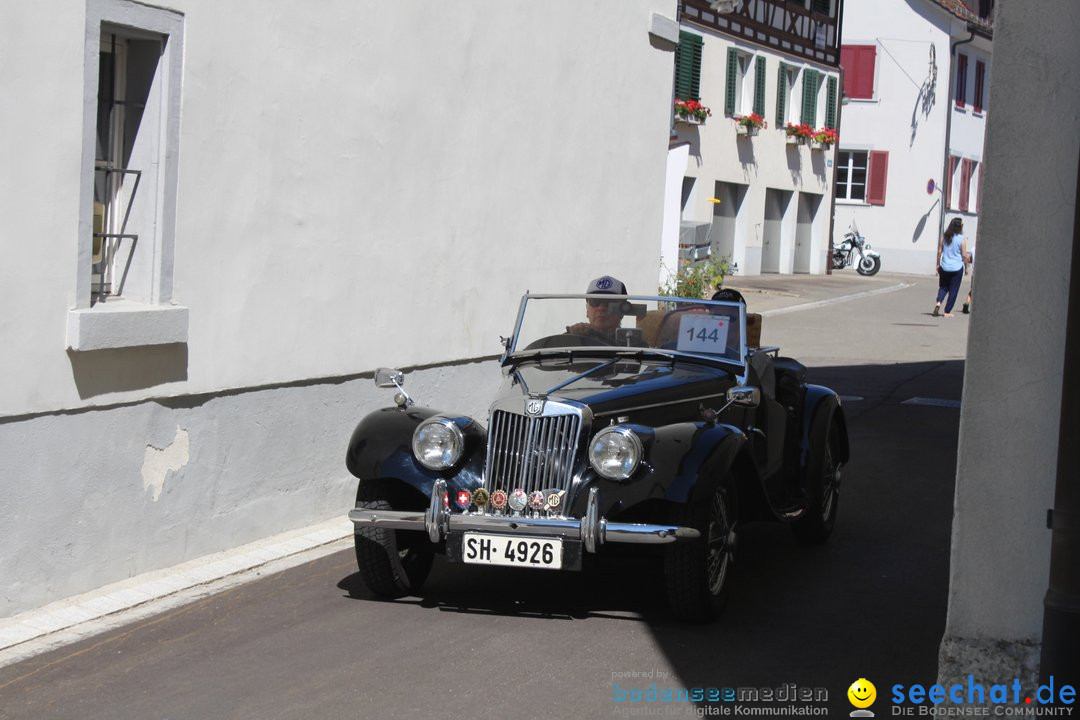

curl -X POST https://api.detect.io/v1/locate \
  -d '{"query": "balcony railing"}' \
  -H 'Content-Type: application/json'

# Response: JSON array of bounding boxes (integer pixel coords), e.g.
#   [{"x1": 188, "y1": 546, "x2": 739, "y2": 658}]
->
[{"x1": 681, "y1": 0, "x2": 841, "y2": 66}]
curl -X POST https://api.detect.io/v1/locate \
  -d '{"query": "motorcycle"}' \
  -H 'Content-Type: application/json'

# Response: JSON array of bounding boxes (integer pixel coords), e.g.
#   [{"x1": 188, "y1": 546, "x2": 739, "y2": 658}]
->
[{"x1": 832, "y1": 219, "x2": 881, "y2": 276}]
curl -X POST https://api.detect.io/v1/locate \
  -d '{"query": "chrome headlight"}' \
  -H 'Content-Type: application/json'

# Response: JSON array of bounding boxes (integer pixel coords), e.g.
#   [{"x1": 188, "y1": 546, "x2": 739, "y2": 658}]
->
[
  {"x1": 412, "y1": 417, "x2": 465, "y2": 470},
  {"x1": 588, "y1": 426, "x2": 643, "y2": 481}
]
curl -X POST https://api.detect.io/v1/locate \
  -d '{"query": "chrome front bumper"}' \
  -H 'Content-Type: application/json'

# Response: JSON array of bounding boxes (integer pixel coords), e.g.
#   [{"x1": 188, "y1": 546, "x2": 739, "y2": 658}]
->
[{"x1": 348, "y1": 479, "x2": 701, "y2": 554}]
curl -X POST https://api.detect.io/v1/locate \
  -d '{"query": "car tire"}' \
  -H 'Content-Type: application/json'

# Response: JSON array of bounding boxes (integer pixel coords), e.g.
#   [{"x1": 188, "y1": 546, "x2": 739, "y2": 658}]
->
[
  {"x1": 354, "y1": 479, "x2": 434, "y2": 598},
  {"x1": 791, "y1": 412, "x2": 841, "y2": 545},
  {"x1": 664, "y1": 479, "x2": 737, "y2": 622}
]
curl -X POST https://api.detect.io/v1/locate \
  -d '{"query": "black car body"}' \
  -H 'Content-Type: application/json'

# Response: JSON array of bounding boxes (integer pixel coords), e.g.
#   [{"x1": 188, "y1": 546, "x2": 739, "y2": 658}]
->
[{"x1": 346, "y1": 293, "x2": 849, "y2": 620}]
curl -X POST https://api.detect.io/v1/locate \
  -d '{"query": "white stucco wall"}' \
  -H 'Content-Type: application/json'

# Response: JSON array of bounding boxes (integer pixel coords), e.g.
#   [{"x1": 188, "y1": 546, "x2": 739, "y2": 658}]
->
[
  {"x1": 673, "y1": 26, "x2": 837, "y2": 277},
  {"x1": 939, "y1": 0, "x2": 1077, "y2": 687},
  {"x1": 0, "y1": 0, "x2": 678, "y2": 616},
  {"x1": 838, "y1": 0, "x2": 990, "y2": 275},
  {"x1": 1, "y1": 0, "x2": 677, "y2": 418}
]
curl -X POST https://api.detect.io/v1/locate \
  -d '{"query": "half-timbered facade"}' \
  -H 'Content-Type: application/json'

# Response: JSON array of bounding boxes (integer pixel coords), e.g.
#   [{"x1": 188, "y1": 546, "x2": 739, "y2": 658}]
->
[{"x1": 660, "y1": 0, "x2": 844, "y2": 280}]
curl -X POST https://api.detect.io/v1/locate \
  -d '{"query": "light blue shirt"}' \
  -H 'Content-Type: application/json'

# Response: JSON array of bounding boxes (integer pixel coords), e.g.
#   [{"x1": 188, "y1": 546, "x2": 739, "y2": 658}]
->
[{"x1": 940, "y1": 234, "x2": 965, "y2": 272}]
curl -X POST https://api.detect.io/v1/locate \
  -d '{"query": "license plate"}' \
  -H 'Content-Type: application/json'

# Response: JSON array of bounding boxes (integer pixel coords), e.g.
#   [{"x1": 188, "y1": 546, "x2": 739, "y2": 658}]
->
[{"x1": 462, "y1": 533, "x2": 563, "y2": 570}]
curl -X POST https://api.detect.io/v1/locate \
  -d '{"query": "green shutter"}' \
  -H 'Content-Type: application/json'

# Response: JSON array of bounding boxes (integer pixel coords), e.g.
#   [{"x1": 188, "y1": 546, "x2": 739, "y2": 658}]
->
[
  {"x1": 675, "y1": 31, "x2": 703, "y2": 102},
  {"x1": 826, "y1": 75, "x2": 838, "y2": 128},
  {"x1": 725, "y1": 47, "x2": 738, "y2": 116},
  {"x1": 753, "y1": 56, "x2": 766, "y2": 117},
  {"x1": 776, "y1": 63, "x2": 787, "y2": 127},
  {"x1": 801, "y1": 69, "x2": 818, "y2": 126}
]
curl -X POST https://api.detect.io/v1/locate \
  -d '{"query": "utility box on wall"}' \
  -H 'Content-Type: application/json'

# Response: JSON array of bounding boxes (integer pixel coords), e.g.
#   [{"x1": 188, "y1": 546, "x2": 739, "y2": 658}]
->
[{"x1": 679, "y1": 221, "x2": 712, "y2": 266}]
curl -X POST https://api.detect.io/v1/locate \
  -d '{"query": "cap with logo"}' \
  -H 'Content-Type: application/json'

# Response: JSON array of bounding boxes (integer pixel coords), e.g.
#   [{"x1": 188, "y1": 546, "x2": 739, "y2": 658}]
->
[{"x1": 586, "y1": 276, "x2": 627, "y2": 295}]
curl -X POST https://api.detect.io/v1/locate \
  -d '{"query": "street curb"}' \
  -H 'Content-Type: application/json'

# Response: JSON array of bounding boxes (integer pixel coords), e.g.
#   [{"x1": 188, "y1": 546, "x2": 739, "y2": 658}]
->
[{"x1": 0, "y1": 518, "x2": 352, "y2": 668}]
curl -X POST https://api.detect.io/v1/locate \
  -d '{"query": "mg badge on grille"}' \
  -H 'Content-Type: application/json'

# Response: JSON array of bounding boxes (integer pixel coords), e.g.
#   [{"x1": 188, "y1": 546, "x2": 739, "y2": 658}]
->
[
  {"x1": 545, "y1": 491, "x2": 563, "y2": 511},
  {"x1": 525, "y1": 398, "x2": 545, "y2": 416}
]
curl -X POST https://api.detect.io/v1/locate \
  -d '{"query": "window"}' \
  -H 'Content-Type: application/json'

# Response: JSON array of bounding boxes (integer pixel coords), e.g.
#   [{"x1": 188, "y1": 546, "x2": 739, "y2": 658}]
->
[
  {"x1": 835, "y1": 151, "x2": 867, "y2": 201},
  {"x1": 725, "y1": 48, "x2": 755, "y2": 116},
  {"x1": 675, "y1": 31, "x2": 703, "y2": 102},
  {"x1": 840, "y1": 45, "x2": 876, "y2": 100},
  {"x1": 836, "y1": 150, "x2": 888, "y2": 204},
  {"x1": 974, "y1": 60, "x2": 986, "y2": 113},
  {"x1": 956, "y1": 53, "x2": 968, "y2": 108},
  {"x1": 68, "y1": 0, "x2": 187, "y2": 351}
]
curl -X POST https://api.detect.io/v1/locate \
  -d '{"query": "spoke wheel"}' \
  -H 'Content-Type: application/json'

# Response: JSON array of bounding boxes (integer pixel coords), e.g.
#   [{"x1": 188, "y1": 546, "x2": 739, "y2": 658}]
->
[
  {"x1": 354, "y1": 480, "x2": 434, "y2": 598},
  {"x1": 665, "y1": 479, "x2": 737, "y2": 622}
]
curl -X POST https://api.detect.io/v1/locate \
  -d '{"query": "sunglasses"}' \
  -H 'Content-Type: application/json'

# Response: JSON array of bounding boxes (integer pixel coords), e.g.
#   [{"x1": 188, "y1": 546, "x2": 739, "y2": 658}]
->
[{"x1": 587, "y1": 298, "x2": 620, "y2": 308}]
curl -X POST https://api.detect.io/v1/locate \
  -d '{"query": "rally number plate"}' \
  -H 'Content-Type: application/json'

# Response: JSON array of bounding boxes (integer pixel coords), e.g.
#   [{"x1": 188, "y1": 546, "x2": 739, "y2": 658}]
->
[{"x1": 462, "y1": 533, "x2": 563, "y2": 570}]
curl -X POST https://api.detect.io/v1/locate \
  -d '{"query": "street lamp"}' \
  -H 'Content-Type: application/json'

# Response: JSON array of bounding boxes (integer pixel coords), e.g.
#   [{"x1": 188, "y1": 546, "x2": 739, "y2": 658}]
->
[{"x1": 708, "y1": 0, "x2": 742, "y2": 13}]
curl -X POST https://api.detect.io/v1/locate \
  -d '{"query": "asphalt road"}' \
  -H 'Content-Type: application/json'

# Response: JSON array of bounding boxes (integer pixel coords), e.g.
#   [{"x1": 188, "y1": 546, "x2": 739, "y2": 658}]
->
[{"x1": 0, "y1": 273, "x2": 971, "y2": 720}]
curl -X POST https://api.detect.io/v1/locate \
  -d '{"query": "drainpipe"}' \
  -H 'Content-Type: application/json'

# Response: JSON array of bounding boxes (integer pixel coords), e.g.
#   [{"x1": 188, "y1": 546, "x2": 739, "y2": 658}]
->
[
  {"x1": 938, "y1": 27, "x2": 975, "y2": 249},
  {"x1": 826, "y1": 0, "x2": 845, "y2": 276},
  {"x1": 1039, "y1": 150, "x2": 1080, "y2": 687}
]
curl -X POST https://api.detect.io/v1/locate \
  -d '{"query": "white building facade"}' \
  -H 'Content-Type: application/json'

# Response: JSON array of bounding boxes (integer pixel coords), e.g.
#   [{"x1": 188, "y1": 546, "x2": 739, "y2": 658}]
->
[
  {"x1": 0, "y1": 0, "x2": 679, "y2": 618},
  {"x1": 837, "y1": 0, "x2": 993, "y2": 275},
  {"x1": 661, "y1": 0, "x2": 843, "y2": 282}
]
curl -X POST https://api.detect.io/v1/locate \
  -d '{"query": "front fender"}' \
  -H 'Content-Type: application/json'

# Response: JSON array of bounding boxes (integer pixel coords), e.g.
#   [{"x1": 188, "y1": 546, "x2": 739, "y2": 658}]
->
[
  {"x1": 345, "y1": 407, "x2": 486, "y2": 502},
  {"x1": 573, "y1": 422, "x2": 755, "y2": 519},
  {"x1": 800, "y1": 385, "x2": 850, "y2": 471}
]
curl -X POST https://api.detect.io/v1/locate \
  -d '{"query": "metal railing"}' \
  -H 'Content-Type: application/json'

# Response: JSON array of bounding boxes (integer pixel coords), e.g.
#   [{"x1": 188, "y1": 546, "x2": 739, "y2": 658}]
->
[{"x1": 93, "y1": 165, "x2": 140, "y2": 305}]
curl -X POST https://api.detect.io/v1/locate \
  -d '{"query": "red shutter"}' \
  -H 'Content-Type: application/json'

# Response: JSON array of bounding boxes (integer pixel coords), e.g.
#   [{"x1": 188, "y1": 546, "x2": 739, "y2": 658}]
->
[
  {"x1": 974, "y1": 61, "x2": 985, "y2": 113},
  {"x1": 867, "y1": 151, "x2": 889, "y2": 205},
  {"x1": 959, "y1": 159, "x2": 971, "y2": 212},
  {"x1": 841, "y1": 44, "x2": 875, "y2": 100},
  {"x1": 976, "y1": 162, "x2": 983, "y2": 212},
  {"x1": 945, "y1": 156, "x2": 957, "y2": 209},
  {"x1": 956, "y1": 54, "x2": 968, "y2": 108},
  {"x1": 841, "y1": 45, "x2": 856, "y2": 97}
]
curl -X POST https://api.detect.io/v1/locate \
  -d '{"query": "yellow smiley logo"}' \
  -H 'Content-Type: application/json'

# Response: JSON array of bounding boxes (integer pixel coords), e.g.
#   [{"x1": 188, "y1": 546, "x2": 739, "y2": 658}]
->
[{"x1": 847, "y1": 678, "x2": 877, "y2": 709}]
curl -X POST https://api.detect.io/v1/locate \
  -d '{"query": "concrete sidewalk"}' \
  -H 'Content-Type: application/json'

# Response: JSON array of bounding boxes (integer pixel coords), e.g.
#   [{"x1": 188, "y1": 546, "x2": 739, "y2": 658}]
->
[{"x1": 0, "y1": 270, "x2": 945, "y2": 668}]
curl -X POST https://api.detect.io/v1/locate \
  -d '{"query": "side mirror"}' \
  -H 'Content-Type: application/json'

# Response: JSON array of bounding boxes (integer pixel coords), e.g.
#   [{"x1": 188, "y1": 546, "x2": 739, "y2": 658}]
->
[
  {"x1": 726, "y1": 386, "x2": 760, "y2": 408},
  {"x1": 375, "y1": 368, "x2": 404, "y2": 389}
]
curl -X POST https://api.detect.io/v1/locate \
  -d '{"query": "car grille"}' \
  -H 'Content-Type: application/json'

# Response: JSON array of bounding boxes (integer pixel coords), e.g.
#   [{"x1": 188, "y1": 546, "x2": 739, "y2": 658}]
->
[{"x1": 484, "y1": 408, "x2": 582, "y2": 498}]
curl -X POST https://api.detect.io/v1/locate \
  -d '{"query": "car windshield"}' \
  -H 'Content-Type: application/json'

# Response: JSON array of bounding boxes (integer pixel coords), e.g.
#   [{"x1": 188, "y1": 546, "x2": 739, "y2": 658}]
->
[{"x1": 508, "y1": 295, "x2": 746, "y2": 366}]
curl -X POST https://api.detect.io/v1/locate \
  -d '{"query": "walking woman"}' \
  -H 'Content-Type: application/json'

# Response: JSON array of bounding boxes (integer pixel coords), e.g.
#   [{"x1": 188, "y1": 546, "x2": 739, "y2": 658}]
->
[{"x1": 933, "y1": 218, "x2": 969, "y2": 317}]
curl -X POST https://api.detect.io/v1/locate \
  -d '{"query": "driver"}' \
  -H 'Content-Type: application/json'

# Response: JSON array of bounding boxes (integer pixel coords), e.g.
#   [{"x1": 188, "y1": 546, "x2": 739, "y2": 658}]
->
[{"x1": 566, "y1": 275, "x2": 627, "y2": 342}]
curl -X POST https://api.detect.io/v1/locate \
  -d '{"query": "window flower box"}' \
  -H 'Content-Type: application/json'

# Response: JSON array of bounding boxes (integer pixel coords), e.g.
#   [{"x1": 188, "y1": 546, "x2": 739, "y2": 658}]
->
[
  {"x1": 674, "y1": 99, "x2": 711, "y2": 126},
  {"x1": 735, "y1": 113, "x2": 766, "y2": 137},
  {"x1": 810, "y1": 126, "x2": 838, "y2": 151},
  {"x1": 785, "y1": 122, "x2": 814, "y2": 145}
]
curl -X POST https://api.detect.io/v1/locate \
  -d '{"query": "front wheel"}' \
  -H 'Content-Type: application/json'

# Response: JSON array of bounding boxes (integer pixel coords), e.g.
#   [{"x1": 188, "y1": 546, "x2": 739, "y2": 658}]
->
[
  {"x1": 664, "y1": 480, "x2": 737, "y2": 622},
  {"x1": 856, "y1": 254, "x2": 881, "y2": 276},
  {"x1": 354, "y1": 480, "x2": 435, "y2": 598}
]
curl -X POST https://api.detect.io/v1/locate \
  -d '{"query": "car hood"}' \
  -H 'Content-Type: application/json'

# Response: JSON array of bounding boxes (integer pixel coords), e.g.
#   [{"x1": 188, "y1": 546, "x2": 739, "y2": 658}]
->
[{"x1": 504, "y1": 356, "x2": 734, "y2": 417}]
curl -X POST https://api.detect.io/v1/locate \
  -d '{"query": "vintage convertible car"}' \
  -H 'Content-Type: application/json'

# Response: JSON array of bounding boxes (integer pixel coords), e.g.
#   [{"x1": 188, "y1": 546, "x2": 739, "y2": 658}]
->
[{"x1": 346, "y1": 292, "x2": 849, "y2": 620}]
